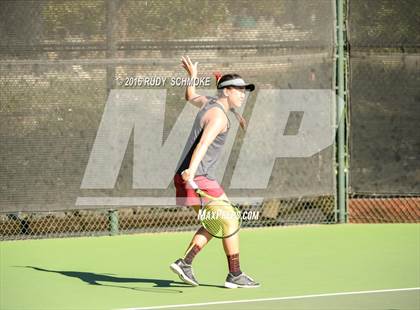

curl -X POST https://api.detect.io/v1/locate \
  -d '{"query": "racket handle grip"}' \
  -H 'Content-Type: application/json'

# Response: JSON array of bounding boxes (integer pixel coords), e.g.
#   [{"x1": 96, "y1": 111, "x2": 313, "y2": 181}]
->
[{"x1": 187, "y1": 180, "x2": 199, "y2": 191}]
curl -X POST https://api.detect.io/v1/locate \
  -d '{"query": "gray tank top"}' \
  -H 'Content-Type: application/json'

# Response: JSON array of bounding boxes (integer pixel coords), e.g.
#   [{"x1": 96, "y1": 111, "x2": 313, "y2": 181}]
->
[{"x1": 176, "y1": 97, "x2": 230, "y2": 180}]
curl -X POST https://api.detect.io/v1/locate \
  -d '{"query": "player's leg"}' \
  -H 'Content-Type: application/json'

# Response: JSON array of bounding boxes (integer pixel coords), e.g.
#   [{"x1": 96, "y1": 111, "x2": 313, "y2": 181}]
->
[
  {"x1": 183, "y1": 205, "x2": 213, "y2": 264},
  {"x1": 217, "y1": 193, "x2": 240, "y2": 272},
  {"x1": 179, "y1": 177, "x2": 219, "y2": 265},
  {"x1": 217, "y1": 193, "x2": 260, "y2": 289},
  {"x1": 170, "y1": 205, "x2": 212, "y2": 287}
]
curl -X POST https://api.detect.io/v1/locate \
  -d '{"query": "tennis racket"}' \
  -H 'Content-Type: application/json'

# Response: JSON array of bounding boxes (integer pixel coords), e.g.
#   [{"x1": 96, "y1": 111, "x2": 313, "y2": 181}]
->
[{"x1": 188, "y1": 180, "x2": 241, "y2": 239}]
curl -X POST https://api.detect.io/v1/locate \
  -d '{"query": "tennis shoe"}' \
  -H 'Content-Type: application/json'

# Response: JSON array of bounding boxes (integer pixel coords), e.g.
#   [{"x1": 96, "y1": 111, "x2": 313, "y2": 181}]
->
[
  {"x1": 170, "y1": 258, "x2": 199, "y2": 286},
  {"x1": 224, "y1": 272, "x2": 260, "y2": 288}
]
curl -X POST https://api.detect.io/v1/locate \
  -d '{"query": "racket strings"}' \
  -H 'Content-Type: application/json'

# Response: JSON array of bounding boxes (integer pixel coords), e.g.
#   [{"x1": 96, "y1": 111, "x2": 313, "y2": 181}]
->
[
  {"x1": 201, "y1": 200, "x2": 240, "y2": 237},
  {"x1": 203, "y1": 218, "x2": 222, "y2": 236}
]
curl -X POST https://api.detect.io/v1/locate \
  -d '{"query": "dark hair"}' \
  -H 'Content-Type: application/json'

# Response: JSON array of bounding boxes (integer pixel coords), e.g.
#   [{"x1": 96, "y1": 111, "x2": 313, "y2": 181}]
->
[{"x1": 216, "y1": 73, "x2": 247, "y2": 131}]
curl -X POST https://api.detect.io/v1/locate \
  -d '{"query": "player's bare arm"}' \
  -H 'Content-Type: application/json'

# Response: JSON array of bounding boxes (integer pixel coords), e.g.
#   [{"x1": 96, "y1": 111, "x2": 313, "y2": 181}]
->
[
  {"x1": 181, "y1": 108, "x2": 227, "y2": 182},
  {"x1": 181, "y1": 56, "x2": 208, "y2": 108}
]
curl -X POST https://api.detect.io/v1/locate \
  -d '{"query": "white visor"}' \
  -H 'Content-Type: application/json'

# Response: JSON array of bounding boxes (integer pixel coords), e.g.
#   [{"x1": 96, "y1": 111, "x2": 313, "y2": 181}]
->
[{"x1": 217, "y1": 78, "x2": 255, "y2": 92}]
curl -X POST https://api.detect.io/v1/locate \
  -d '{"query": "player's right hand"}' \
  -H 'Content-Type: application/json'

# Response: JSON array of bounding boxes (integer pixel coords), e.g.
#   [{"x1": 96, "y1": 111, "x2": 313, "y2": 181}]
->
[
  {"x1": 181, "y1": 56, "x2": 198, "y2": 78},
  {"x1": 181, "y1": 169, "x2": 193, "y2": 182}
]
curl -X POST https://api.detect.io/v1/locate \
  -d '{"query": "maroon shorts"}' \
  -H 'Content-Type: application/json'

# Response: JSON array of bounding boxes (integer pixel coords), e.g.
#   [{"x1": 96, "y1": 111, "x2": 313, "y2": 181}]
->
[{"x1": 173, "y1": 174, "x2": 225, "y2": 206}]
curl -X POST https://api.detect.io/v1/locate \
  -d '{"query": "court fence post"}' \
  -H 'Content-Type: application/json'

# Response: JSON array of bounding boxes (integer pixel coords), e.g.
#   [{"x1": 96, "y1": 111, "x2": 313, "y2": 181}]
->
[
  {"x1": 108, "y1": 209, "x2": 119, "y2": 235},
  {"x1": 336, "y1": 0, "x2": 348, "y2": 223}
]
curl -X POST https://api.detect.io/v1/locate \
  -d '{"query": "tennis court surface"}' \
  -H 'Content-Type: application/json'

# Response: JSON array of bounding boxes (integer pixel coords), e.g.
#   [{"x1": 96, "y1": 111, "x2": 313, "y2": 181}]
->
[{"x1": 1, "y1": 224, "x2": 419, "y2": 310}]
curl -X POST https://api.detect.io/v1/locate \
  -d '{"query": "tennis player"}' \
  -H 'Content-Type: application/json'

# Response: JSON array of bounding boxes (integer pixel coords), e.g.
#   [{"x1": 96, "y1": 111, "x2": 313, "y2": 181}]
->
[{"x1": 170, "y1": 56, "x2": 260, "y2": 288}]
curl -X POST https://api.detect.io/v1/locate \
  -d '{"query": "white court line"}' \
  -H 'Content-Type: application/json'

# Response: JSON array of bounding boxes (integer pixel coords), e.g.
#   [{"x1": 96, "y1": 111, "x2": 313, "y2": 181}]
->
[{"x1": 119, "y1": 287, "x2": 420, "y2": 310}]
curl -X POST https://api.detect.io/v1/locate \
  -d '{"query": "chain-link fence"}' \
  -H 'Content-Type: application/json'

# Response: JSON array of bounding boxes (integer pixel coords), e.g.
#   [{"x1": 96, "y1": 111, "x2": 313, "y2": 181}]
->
[
  {"x1": 1, "y1": 0, "x2": 339, "y2": 240},
  {"x1": 348, "y1": 194, "x2": 419, "y2": 223},
  {"x1": 347, "y1": 0, "x2": 420, "y2": 223},
  {"x1": 0, "y1": 197, "x2": 336, "y2": 240}
]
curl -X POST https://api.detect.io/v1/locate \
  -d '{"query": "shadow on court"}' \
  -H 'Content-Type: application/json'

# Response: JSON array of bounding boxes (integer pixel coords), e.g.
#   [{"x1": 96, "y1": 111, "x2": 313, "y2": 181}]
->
[{"x1": 17, "y1": 266, "x2": 225, "y2": 294}]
